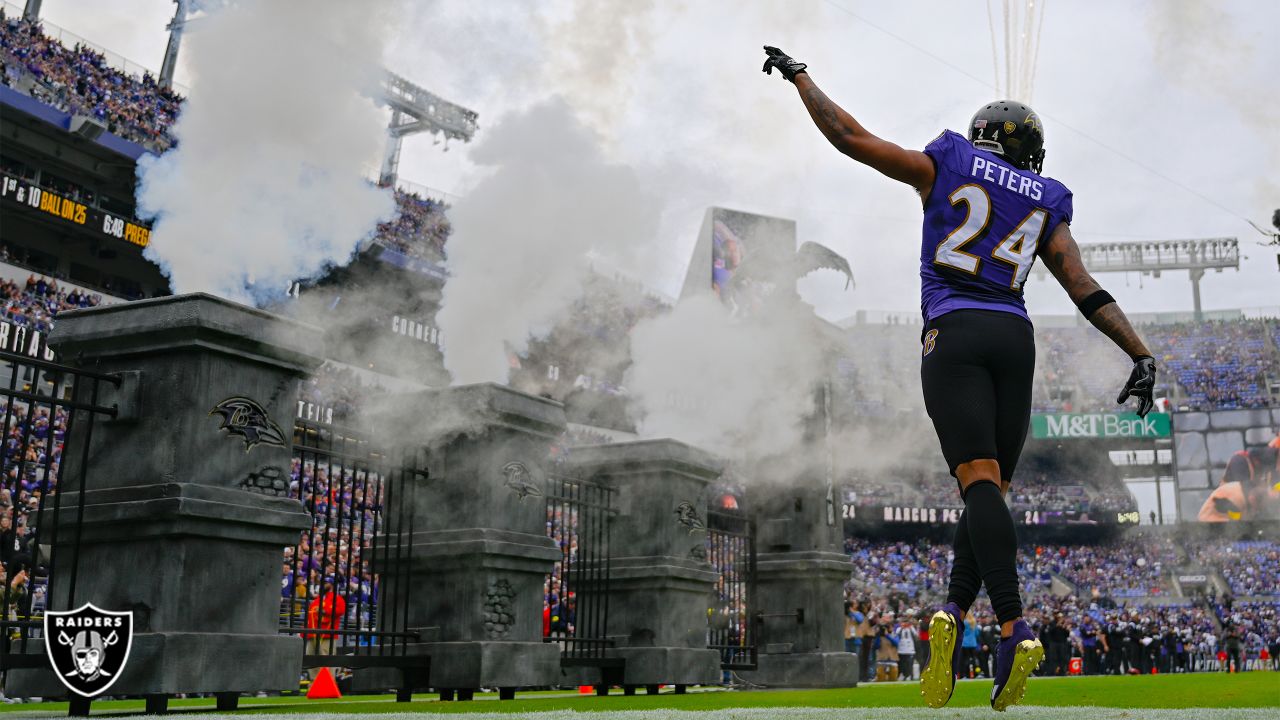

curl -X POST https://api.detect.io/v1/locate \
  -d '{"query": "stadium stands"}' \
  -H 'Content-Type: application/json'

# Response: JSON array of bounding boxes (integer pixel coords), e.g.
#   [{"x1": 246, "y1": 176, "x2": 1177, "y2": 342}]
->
[
  {"x1": 1035, "y1": 320, "x2": 1278, "y2": 412},
  {"x1": 1145, "y1": 321, "x2": 1277, "y2": 410},
  {"x1": 843, "y1": 537, "x2": 1177, "y2": 602},
  {"x1": 0, "y1": 11, "x2": 181, "y2": 150},
  {"x1": 1214, "y1": 600, "x2": 1279, "y2": 668},
  {"x1": 284, "y1": 456, "x2": 382, "y2": 625},
  {"x1": 845, "y1": 470, "x2": 1139, "y2": 517},
  {"x1": 1, "y1": 272, "x2": 100, "y2": 333},
  {"x1": 4, "y1": 7, "x2": 1277, "y2": 411},
  {"x1": 375, "y1": 190, "x2": 451, "y2": 263},
  {"x1": 2, "y1": 11, "x2": 454, "y2": 268},
  {"x1": 0, "y1": 275, "x2": 100, "y2": 594},
  {"x1": 1032, "y1": 539, "x2": 1179, "y2": 598},
  {"x1": 848, "y1": 589, "x2": 1236, "y2": 679},
  {"x1": 846, "y1": 536, "x2": 1279, "y2": 679},
  {"x1": 847, "y1": 320, "x2": 1278, "y2": 415},
  {"x1": 1195, "y1": 540, "x2": 1280, "y2": 598}
]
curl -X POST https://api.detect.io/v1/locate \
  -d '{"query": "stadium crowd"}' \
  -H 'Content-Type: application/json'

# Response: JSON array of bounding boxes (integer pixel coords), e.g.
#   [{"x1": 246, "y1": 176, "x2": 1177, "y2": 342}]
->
[
  {"x1": 844, "y1": 471, "x2": 1138, "y2": 518},
  {"x1": 0, "y1": 379, "x2": 74, "y2": 621},
  {"x1": 0, "y1": 273, "x2": 101, "y2": 335},
  {"x1": 281, "y1": 449, "x2": 385, "y2": 638},
  {"x1": 2, "y1": 11, "x2": 457, "y2": 268},
  {"x1": 844, "y1": 538, "x2": 1181, "y2": 603},
  {"x1": 0, "y1": 274, "x2": 102, "y2": 613},
  {"x1": 1195, "y1": 540, "x2": 1280, "y2": 598},
  {"x1": 1148, "y1": 320, "x2": 1276, "y2": 411},
  {"x1": 845, "y1": 543, "x2": 1280, "y2": 682},
  {"x1": 1034, "y1": 319, "x2": 1277, "y2": 413},
  {"x1": 2, "y1": 7, "x2": 1277, "y2": 415},
  {"x1": 0, "y1": 11, "x2": 180, "y2": 150},
  {"x1": 374, "y1": 190, "x2": 451, "y2": 263}
]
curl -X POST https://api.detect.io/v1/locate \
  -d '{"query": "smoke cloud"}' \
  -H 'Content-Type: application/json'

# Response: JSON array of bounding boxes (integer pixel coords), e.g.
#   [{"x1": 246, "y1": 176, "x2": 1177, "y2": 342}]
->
[
  {"x1": 436, "y1": 99, "x2": 662, "y2": 385},
  {"x1": 423, "y1": 1, "x2": 846, "y2": 467},
  {"x1": 624, "y1": 295, "x2": 828, "y2": 458},
  {"x1": 136, "y1": 0, "x2": 395, "y2": 304},
  {"x1": 1147, "y1": 1, "x2": 1278, "y2": 205}
]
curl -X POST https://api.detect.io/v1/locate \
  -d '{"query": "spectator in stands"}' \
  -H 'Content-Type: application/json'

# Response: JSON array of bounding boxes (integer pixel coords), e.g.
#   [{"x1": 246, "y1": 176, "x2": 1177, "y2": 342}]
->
[
  {"x1": 857, "y1": 601, "x2": 876, "y2": 682},
  {"x1": 845, "y1": 536, "x2": 1262, "y2": 678},
  {"x1": 0, "y1": 13, "x2": 181, "y2": 149},
  {"x1": 895, "y1": 615, "x2": 917, "y2": 680},
  {"x1": 960, "y1": 616, "x2": 979, "y2": 679},
  {"x1": 843, "y1": 601, "x2": 861, "y2": 654},
  {"x1": 1222, "y1": 624, "x2": 1243, "y2": 673},
  {"x1": 1196, "y1": 540, "x2": 1280, "y2": 596},
  {"x1": 873, "y1": 613, "x2": 899, "y2": 681},
  {"x1": 374, "y1": 190, "x2": 452, "y2": 263}
]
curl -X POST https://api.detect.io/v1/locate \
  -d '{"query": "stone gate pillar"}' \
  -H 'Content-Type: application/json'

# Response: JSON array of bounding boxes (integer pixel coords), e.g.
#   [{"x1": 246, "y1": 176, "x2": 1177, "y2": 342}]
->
[
  {"x1": 569, "y1": 440, "x2": 722, "y2": 690},
  {"x1": 6, "y1": 294, "x2": 320, "y2": 703},
  {"x1": 371, "y1": 383, "x2": 563, "y2": 697},
  {"x1": 737, "y1": 463, "x2": 858, "y2": 687}
]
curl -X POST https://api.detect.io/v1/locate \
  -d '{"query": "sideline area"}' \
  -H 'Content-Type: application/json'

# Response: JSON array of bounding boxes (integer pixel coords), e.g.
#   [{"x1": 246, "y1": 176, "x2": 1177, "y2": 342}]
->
[{"x1": 0, "y1": 673, "x2": 1275, "y2": 717}]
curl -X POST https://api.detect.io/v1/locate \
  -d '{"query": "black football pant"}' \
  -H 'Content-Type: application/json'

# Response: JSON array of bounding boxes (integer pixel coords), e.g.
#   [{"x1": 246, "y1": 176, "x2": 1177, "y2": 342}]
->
[
  {"x1": 920, "y1": 309, "x2": 1036, "y2": 484},
  {"x1": 923, "y1": 309, "x2": 1035, "y2": 626},
  {"x1": 1084, "y1": 646, "x2": 1099, "y2": 675}
]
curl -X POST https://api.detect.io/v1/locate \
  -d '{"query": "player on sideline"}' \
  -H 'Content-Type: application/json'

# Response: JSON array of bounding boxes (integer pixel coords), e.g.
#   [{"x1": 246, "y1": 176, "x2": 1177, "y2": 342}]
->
[{"x1": 762, "y1": 47, "x2": 1156, "y2": 710}]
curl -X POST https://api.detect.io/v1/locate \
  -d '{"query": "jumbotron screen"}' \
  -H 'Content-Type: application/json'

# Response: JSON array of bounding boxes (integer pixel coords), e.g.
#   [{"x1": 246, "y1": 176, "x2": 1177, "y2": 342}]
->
[
  {"x1": 1193, "y1": 443, "x2": 1280, "y2": 522},
  {"x1": 1173, "y1": 409, "x2": 1280, "y2": 523},
  {"x1": 680, "y1": 207, "x2": 797, "y2": 317}
]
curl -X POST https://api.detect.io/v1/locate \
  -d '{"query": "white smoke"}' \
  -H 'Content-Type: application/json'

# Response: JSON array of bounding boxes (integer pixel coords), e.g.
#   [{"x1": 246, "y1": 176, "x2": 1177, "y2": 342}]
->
[
  {"x1": 136, "y1": 0, "x2": 395, "y2": 304},
  {"x1": 436, "y1": 99, "x2": 662, "y2": 385},
  {"x1": 419, "y1": 1, "x2": 849, "y2": 466},
  {"x1": 625, "y1": 295, "x2": 828, "y2": 458},
  {"x1": 1146, "y1": 1, "x2": 1278, "y2": 207}
]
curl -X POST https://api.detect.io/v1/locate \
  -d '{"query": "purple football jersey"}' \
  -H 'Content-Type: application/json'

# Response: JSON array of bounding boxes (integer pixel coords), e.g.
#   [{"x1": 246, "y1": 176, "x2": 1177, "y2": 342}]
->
[{"x1": 919, "y1": 130, "x2": 1073, "y2": 322}]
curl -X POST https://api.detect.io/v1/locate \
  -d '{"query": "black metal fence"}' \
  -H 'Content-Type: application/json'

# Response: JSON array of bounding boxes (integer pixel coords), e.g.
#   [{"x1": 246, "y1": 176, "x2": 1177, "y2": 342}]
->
[
  {"x1": 0, "y1": 348, "x2": 119, "y2": 670},
  {"x1": 282, "y1": 418, "x2": 425, "y2": 692},
  {"x1": 706, "y1": 508, "x2": 757, "y2": 670},
  {"x1": 544, "y1": 470, "x2": 616, "y2": 667}
]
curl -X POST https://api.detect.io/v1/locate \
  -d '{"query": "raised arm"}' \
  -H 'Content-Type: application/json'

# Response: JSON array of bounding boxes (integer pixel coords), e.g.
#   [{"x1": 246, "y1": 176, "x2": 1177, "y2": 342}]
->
[
  {"x1": 1038, "y1": 221, "x2": 1158, "y2": 415},
  {"x1": 762, "y1": 46, "x2": 934, "y2": 196}
]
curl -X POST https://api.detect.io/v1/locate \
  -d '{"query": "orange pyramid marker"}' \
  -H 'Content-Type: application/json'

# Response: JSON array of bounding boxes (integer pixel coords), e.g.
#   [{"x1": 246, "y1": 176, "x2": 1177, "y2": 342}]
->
[{"x1": 307, "y1": 667, "x2": 342, "y2": 699}]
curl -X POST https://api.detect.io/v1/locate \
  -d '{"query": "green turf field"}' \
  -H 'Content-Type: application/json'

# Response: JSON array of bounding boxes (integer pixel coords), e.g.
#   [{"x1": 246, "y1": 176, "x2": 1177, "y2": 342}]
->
[{"x1": 1, "y1": 672, "x2": 1277, "y2": 718}]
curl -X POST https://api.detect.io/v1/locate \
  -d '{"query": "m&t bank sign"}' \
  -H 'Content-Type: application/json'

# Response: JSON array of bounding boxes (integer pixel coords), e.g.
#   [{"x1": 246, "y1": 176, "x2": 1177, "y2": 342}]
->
[{"x1": 1031, "y1": 412, "x2": 1171, "y2": 440}]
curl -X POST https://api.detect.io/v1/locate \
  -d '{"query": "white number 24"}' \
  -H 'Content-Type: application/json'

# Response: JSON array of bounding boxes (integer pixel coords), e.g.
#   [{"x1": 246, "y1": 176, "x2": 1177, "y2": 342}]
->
[{"x1": 933, "y1": 184, "x2": 1046, "y2": 291}]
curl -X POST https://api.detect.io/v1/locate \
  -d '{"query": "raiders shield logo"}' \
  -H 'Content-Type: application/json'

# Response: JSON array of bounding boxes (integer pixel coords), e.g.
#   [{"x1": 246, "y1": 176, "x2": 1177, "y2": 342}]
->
[{"x1": 44, "y1": 604, "x2": 133, "y2": 698}]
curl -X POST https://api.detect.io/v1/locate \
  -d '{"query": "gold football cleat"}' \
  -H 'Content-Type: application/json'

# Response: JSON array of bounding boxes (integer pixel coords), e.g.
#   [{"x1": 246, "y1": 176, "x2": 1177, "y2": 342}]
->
[
  {"x1": 919, "y1": 610, "x2": 959, "y2": 709},
  {"x1": 991, "y1": 638, "x2": 1045, "y2": 712}
]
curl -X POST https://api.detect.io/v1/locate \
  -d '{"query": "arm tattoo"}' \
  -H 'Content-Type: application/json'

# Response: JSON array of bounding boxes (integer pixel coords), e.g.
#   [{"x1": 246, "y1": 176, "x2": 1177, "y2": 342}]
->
[
  {"x1": 802, "y1": 86, "x2": 848, "y2": 143},
  {"x1": 1088, "y1": 303, "x2": 1151, "y2": 361},
  {"x1": 790, "y1": 76, "x2": 932, "y2": 191},
  {"x1": 1043, "y1": 229, "x2": 1149, "y2": 360}
]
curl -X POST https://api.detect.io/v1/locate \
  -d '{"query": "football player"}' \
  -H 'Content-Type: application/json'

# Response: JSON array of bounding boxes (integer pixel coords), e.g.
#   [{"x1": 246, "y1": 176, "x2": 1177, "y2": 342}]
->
[{"x1": 762, "y1": 46, "x2": 1156, "y2": 710}]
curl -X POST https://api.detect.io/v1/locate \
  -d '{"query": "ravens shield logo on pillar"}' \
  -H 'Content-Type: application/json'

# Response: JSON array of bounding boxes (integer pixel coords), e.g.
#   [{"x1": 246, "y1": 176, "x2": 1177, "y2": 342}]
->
[{"x1": 210, "y1": 396, "x2": 287, "y2": 452}]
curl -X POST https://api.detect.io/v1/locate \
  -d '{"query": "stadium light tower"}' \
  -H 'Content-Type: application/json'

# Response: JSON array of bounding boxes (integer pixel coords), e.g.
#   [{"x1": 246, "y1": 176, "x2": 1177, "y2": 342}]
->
[
  {"x1": 153, "y1": 0, "x2": 478, "y2": 186},
  {"x1": 160, "y1": 0, "x2": 192, "y2": 90},
  {"x1": 378, "y1": 73, "x2": 478, "y2": 187},
  {"x1": 1067, "y1": 238, "x2": 1240, "y2": 321}
]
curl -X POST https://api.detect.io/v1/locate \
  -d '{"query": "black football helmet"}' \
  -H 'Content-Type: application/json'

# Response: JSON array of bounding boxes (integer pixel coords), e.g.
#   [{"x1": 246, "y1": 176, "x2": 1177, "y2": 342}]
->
[{"x1": 968, "y1": 100, "x2": 1046, "y2": 175}]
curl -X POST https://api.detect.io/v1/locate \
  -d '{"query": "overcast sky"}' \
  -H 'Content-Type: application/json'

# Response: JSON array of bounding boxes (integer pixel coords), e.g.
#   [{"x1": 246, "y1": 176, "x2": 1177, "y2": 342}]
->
[{"x1": 29, "y1": 0, "x2": 1279, "y2": 320}]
